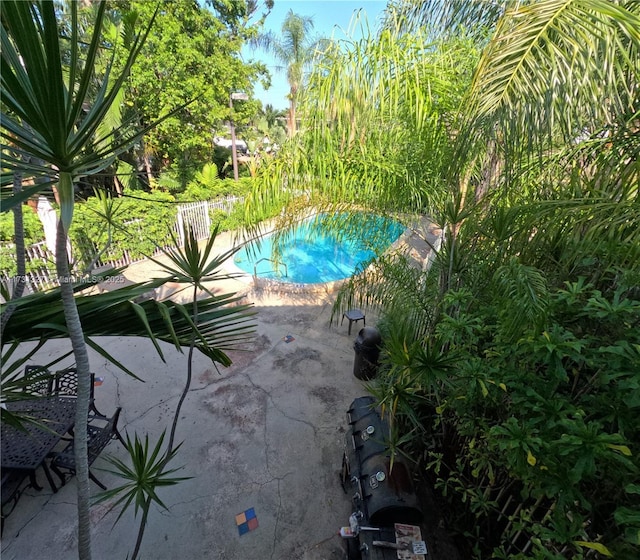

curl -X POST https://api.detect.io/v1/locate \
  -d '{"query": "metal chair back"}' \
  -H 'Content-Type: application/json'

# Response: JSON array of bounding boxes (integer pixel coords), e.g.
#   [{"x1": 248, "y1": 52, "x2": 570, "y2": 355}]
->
[
  {"x1": 22, "y1": 365, "x2": 53, "y2": 396},
  {"x1": 51, "y1": 368, "x2": 95, "y2": 398}
]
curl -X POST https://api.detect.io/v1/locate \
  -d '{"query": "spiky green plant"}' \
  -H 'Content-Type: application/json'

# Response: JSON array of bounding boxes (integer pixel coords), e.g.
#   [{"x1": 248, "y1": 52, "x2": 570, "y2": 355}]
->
[
  {"x1": 1, "y1": 3, "x2": 160, "y2": 555},
  {"x1": 93, "y1": 431, "x2": 189, "y2": 527},
  {"x1": 90, "y1": 224, "x2": 254, "y2": 559}
]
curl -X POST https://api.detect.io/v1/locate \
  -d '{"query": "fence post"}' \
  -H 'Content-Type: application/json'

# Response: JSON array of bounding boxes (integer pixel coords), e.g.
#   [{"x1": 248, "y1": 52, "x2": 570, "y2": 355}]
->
[
  {"x1": 203, "y1": 200, "x2": 211, "y2": 239},
  {"x1": 176, "y1": 206, "x2": 185, "y2": 247}
]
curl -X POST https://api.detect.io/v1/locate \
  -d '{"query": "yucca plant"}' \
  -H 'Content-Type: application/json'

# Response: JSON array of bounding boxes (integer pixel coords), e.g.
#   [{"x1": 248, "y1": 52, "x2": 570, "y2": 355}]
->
[
  {"x1": 2, "y1": 2, "x2": 163, "y2": 557},
  {"x1": 148, "y1": 222, "x2": 254, "y2": 452},
  {"x1": 86, "y1": 224, "x2": 254, "y2": 559},
  {"x1": 93, "y1": 431, "x2": 190, "y2": 542},
  {"x1": 1, "y1": 235, "x2": 256, "y2": 557}
]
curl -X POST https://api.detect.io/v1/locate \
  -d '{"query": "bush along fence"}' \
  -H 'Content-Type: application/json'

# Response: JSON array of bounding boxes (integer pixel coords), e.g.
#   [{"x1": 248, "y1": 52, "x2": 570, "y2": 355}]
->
[{"x1": 1, "y1": 195, "x2": 245, "y2": 294}]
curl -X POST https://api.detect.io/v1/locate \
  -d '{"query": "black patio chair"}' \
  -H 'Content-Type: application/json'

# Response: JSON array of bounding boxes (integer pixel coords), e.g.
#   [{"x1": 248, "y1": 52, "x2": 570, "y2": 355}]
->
[
  {"x1": 51, "y1": 368, "x2": 125, "y2": 445},
  {"x1": 50, "y1": 407, "x2": 122, "y2": 490},
  {"x1": 22, "y1": 365, "x2": 54, "y2": 396},
  {"x1": 50, "y1": 367, "x2": 100, "y2": 412}
]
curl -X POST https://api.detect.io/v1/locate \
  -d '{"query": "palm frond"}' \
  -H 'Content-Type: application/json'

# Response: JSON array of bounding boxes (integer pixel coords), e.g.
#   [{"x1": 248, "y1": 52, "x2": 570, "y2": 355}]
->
[
  {"x1": 462, "y1": 0, "x2": 640, "y2": 165},
  {"x1": 1, "y1": 278, "x2": 256, "y2": 368},
  {"x1": 334, "y1": 251, "x2": 438, "y2": 339},
  {"x1": 383, "y1": 0, "x2": 508, "y2": 39},
  {"x1": 493, "y1": 258, "x2": 550, "y2": 341}
]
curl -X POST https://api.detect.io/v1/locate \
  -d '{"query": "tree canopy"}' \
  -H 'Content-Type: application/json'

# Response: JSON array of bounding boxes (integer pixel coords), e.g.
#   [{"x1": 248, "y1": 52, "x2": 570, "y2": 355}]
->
[{"x1": 109, "y1": 0, "x2": 265, "y2": 185}]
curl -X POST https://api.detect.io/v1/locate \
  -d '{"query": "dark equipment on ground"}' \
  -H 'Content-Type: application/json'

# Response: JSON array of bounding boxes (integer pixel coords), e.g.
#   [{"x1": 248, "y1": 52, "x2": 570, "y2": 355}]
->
[
  {"x1": 353, "y1": 327, "x2": 382, "y2": 380},
  {"x1": 341, "y1": 396, "x2": 425, "y2": 559}
]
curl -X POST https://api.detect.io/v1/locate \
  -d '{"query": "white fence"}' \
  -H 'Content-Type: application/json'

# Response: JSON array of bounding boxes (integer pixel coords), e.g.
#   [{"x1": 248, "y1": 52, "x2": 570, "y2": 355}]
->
[
  {"x1": 1, "y1": 240, "x2": 57, "y2": 295},
  {"x1": 1, "y1": 196, "x2": 244, "y2": 294},
  {"x1": 175, "y1": 197, "x2": 244, "y2": 246}
]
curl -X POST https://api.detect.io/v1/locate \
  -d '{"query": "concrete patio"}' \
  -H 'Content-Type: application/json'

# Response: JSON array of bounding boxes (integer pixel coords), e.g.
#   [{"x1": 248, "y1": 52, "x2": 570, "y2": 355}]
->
[
  {"x1": 2, "y1": 223, "x2": 445, "y2": 559},
  {"x1": 2, "y1": 258, "x2": 373, "y2": 559}
]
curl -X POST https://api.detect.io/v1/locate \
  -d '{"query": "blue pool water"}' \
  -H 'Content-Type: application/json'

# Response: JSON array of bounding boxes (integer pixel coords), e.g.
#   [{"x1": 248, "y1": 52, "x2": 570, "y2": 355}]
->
[{"x1": 234, "y1": 214, "x2": 405, "y2": 284}]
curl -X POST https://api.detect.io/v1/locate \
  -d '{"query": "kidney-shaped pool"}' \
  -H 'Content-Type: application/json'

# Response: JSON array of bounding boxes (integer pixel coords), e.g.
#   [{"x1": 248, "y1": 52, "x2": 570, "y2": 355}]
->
[{"x1": 233, "y1": 213, "x2": 405, "y2": 284}]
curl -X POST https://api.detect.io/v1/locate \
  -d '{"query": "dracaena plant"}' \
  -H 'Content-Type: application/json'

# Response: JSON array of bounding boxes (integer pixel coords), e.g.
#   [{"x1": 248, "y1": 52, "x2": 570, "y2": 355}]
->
[
  {"x1": 1, "y1": 2, "x2": 160, "y2": 558},
  {"x1": 88, "y1": 224, "x2": 255, "y2": 560},
  {"x1": 93, "y1": 431, "x2": 190, "y2": 558}
]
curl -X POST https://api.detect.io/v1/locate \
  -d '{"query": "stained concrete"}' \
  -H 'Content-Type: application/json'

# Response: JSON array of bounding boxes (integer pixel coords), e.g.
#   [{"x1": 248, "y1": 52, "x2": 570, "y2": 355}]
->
[
  {"x1": 2, "y1": 225, "x2": 442, "y2": 560},
  {"x1": 1, "y1": 261, "x2": 371, "y2": 559}
]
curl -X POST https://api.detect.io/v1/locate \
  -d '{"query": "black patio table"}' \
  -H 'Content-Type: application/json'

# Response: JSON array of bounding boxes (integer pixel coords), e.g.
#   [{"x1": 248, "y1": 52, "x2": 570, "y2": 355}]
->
[{"x1": 1, "y1": 397, "x2": 76, "y2": 493}]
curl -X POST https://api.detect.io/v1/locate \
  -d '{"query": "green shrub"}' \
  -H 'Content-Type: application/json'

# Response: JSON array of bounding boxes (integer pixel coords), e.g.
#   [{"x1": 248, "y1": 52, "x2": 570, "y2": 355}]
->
[
  {"x1": 0, "y1": 205, "x2": 46, "y2": 243},
  {"x1": 210, "y1": 204, "x2": 245, "y2": 233},
  {"x1": 70, "y1": 192, "x2": 177, "y2": 269},
  {"x1": 0, "y1": 205, "x2": 52, "y2": 277},
  {"x1": 1, "y1": 186, "x2": 259, "y2": 278},
  {"x1": 179, "y1": 166, "x2": 253, "y2": 202}
]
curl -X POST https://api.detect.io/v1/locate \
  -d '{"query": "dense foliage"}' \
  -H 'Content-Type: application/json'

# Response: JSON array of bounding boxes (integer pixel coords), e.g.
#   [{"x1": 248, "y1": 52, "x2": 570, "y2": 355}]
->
[
  {"x1": 0, "y1": 191, "x2": 248, "y2": 278},
  {"x1": 113, "y1": 0, "x2": 264, "y2": 183},
  {"x1": 47, "y1": 0, "x2": 269, "y2": 195},
  {"x1": 371, "y1": 235, "x2": 640, "y2": 557},
  {"x1": 246, "y1": 1, "x2": 640, "y2": 557}
]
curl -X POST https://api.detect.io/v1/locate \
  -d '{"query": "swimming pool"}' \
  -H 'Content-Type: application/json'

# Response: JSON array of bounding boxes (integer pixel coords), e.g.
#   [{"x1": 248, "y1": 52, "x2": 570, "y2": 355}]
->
[{"x1": 233, "y1": 213, "x2": 405, "y2": 284}]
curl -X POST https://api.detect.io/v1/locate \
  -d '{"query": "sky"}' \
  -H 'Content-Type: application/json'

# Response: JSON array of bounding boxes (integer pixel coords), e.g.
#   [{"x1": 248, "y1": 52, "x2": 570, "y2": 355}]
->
[{"x1": 243, "y1": 0, "x2": 388, "y2": 109}]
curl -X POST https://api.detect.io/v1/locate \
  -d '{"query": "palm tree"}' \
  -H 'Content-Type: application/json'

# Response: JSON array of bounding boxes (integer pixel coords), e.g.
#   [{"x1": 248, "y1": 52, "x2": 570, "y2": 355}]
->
[
  {"x1": 1, "y1": 2, "x2": 157, "y2": 557},
  {"x1": 243, "y1": 3, "x2": 639, "y2": 553},
  {"x1": 262, "y1": 103, "x2": 286, "y2": 129},
  {"x1": 418, "y1": 0, "x2": 640, "y2": 296},
  {"x1": 256, "y1": 10, "x2": 327, "y2": 136}
]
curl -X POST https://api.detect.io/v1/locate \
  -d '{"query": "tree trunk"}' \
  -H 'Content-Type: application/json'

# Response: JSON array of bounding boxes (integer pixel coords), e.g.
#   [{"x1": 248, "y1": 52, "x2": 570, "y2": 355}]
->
[
  {"x1": 0, "y1": 171, "x2": 27, "y2": 337},
  {"x1": 143, "y1": 146, "x2": 154, "y2": 187},
  {"x1": 288, "y1": 92, "x2": 297, "y2": 137},
  {"x1": 56, "y1": 219, "x2": 93, "y2": 560}
]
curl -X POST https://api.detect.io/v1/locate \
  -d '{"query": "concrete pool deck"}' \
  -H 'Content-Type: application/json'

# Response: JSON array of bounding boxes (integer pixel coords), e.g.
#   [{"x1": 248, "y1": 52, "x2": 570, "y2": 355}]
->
[
  {"x1": 2, "y1": 288, "x2": 367, "y2": 559},
  {"x1": 1, "y1": 222, "x2": 443, "y2": 560}
]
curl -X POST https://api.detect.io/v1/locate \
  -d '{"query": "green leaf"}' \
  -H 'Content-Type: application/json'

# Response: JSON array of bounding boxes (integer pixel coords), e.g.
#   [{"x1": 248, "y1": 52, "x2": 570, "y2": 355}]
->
[
  {"x1": 478, "y1": 379, "x2": 488, "y2": 397},
  {"x1": 58, "y1": 171, "x2": 74, "y2": 232},
  {"x1": 94, "y1": 431, "x2": 191, "y2": 525},
  {"x1": 625, "y1": 483, "x2": 640, "y2": 496},
  {"x1": 573, "y1": 541, "x2": 612, "y2": 557},
  {"x1": 526, "y1": 450, "x2": 537, "y2": 466},
  {"x1": 608, "y1": 444, "x2": 632, "y2": 456},
  {"x1": 614, "y1": 507, "x2": 640, "y2": 526},
  {"x1": 623, "y1": 528, "x2": 640, "y2": 545}
]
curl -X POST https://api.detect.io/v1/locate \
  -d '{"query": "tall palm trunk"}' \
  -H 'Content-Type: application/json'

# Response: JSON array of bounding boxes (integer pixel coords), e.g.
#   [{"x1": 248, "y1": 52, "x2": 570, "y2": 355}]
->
[
  {"x1": 288, "y1": 94, "x2": 297, "y2": 137},
  {"x1": 0, "y1": 170, "x2": 26, "y2": 337},
  {"x1": 56, "y1": 219, "x2": 92, "y2": 560}
]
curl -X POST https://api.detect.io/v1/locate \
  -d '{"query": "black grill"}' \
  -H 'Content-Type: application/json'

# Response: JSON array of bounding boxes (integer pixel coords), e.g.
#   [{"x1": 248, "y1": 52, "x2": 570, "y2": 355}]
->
[{"x1": 341, "y1": 396, "x2": 424, "y2": 558}]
